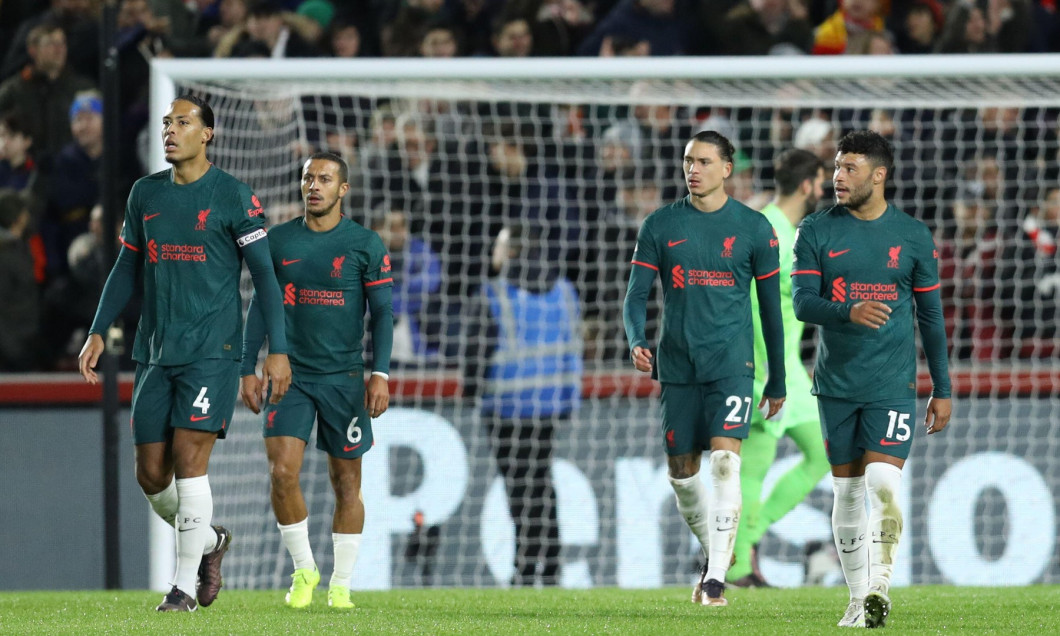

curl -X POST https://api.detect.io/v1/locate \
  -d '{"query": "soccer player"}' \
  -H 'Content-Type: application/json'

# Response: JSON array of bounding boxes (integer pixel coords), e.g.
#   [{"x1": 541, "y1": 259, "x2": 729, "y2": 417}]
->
[
  {"x1": 792, "y1": 130, "x2": 951, "y2": 628},
  {"x1": 623, "y1": 130, "x2": 787, "y2": 607},
  {"x1": 240, "y1": 152, "x2": 393, "y2": 609},
  {"x1": 77, "y1": 95, "x2": 292, "y2": 612},
  {"x1": 729, "y1": 148, "x2": 831, "y2": 588}
]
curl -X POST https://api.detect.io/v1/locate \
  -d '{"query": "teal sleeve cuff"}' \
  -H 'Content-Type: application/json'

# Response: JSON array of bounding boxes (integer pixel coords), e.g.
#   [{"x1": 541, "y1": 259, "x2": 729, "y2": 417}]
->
[
  {"x1": 242, "y1": 239, "x2": 288, "y2": 354},
  {"x1": 755, "y1": 273, "x2": 786, "y2": 398},
  {"x1": 89, "y1": 246, "x2": 138, "y2": 336},
  {"x1": 366, "y1": 284, "x2": 393, "y2": 375},
  {"x1": 241, "y1": 295, "x2": 265, "y2": 376},
  {"x1": 914, "y1": 287, "x2": 952, "y2": 398}
]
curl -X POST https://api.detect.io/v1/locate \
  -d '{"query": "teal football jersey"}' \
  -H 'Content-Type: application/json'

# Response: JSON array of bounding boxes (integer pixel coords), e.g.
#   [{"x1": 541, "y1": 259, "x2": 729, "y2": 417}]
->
[
  {"x1": 120, "y1": 166, "x2": 268, "y2": 366},
  {"x1": 792, "y1": 204, "x2": 940, "y2": 401},
  {"x1": 630, "y1": 196, "x2": 781, "y2": 384},
  {"x1": 268, "y1": 216, "x2": 393, "y2": 379}
]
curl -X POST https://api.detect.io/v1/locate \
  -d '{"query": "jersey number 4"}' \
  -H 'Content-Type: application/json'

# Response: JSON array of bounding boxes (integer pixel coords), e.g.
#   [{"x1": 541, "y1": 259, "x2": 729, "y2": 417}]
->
[{"x1": 193, "y1": 387, "x2": 211, "y2": 415}]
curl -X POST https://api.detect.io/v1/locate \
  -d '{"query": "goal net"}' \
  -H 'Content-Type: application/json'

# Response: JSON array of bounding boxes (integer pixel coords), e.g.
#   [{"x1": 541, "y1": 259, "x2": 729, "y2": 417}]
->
[{"x1": 148, "y1": 57, "x2": 1060, "y2": 590}]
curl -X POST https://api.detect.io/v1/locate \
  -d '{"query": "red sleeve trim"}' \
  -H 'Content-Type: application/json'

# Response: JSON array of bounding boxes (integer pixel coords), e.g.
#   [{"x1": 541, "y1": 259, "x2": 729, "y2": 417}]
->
[
  {"x1": 755, "y1": 267, "x2": 780, "y2": 280},
  {"x1": 914, "y1": 283, "x2": 941, "y2": 293},
  {"x1": 365, "y1": 277, "x2": 393, "y2": 287},
  {"x1": 631, "y1": 260, "x2": 658, "y2": 271},
  {"x1": 791, "y1": 269, "x2": 821, "y2": 276},
  {"x1": 120, "y1": 238, "x2": 140, "y2": 252}
]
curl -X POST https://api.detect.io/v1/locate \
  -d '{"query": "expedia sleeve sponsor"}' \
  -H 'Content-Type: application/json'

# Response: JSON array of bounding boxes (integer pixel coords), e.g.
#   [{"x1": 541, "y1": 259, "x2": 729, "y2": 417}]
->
[{"x1": 237, "y1": 228, "x2": 267, "y2": 247}]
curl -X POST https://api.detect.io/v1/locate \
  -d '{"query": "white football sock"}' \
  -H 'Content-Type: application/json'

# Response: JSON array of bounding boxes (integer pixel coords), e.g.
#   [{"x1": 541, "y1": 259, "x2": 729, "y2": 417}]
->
[
  {"x1": 866, "y1": 462, "x2": 903, "y2": 594},
  {"x1": 144, "y1": 478, "x2": 178, "y2": 528},
  {"x1": 278, "y1": 518, "x2": 316, "y2": 572},
  {"x1": 331, "y1": 533, "x2": 362, "y2": 588},
  {"x1": 705, "y1": 450, "x2": 741, "y2": 583},
  {"x1": 832, "y1": 475, "x2": 868, "y2": 601},
  {"x1": 173, "y1": 475, "x2": 213, "y2": 595},
  {"x1": 668, "y1": 472, "x2": 711, "y2": 559}
]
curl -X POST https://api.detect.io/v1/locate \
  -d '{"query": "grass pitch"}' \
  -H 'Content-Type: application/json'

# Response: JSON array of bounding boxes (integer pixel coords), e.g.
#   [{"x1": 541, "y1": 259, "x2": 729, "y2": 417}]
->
[{"x1": 1, "y1": 585, "x2": 1056, "y2": 635}]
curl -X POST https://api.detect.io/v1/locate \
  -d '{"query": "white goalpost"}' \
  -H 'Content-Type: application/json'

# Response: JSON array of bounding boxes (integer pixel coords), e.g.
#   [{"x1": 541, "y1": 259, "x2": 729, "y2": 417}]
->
[{"x1": 147, "y1": 56, "x2": 1060, "y2": 591}]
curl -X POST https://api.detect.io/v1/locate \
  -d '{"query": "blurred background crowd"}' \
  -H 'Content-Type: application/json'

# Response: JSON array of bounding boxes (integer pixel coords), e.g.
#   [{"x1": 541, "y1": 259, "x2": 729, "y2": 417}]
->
[{"x1": 0, "y1": 0, "x2": 1058, "y2": 372}]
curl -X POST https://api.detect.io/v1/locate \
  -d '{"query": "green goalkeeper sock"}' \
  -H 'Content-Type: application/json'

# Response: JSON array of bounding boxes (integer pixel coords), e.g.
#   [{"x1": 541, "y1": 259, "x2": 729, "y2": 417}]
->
[{"x1": 757, "y1": 419, "x2": 831, "y2": 536}]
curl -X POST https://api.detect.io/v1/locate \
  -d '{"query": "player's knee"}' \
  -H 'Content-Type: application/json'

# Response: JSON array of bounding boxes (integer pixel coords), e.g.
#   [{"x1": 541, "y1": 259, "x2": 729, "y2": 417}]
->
[
  {"x1": 268, "y1": 459, "x2": 301, "y2": 492},
  {"x1": 709, "y1": 449, "x2": 740, "y2": 480},
  {"x1": 134, "y1": 462, "x2": 171, "y2": 493}
]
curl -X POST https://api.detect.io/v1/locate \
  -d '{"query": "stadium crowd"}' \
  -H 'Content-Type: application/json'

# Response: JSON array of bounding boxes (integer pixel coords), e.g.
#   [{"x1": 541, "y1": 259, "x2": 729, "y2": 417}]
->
[{"x1": 1, "y1": 0, "x2": 1058, "y2": 371}]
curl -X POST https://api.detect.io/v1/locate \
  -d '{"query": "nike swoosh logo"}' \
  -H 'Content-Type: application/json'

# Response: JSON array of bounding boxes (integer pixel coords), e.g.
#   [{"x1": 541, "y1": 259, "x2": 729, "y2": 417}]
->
[
  {"x1": 841, "y1": 547, "x2": 862, "y2": 553},
  {"x1": 343, "y1": 444, "x2": 362, "y2": 452},
  {"x1": 668, "y1": 239, "x2": 687, "y2": 247},
  {"x1": 178, "y1": 527, "x2": 196, "y2": 532},
  {"x1": 144, "y1": 213, "x2": 161, "y2": 221},
  {"x1": 879, "y1": 439, "x2": 902, "y2": 446},
  {"x1": 872, "y1": 540, "x2": 896, "y2": 544},
  {"x1": 828, "y1": 249, "x2": 850, "y2": 258},
  {"x1": 190, "y1": 414, "x2": 211, "y2": 422},
  {"x1": 715, "y1": 527, "x2": 734, "y2": 532},
  {"x1": 282, "y1": 259, "x2": 301, "y2": 266},
  {"x1": 722, "y1": 422, "x2": 744, "y2": 430}
]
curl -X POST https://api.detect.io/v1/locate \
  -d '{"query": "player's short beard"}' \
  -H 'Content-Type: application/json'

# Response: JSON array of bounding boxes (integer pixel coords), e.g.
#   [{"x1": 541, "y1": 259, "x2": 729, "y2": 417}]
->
[
  {"x1": 839, "y1": 182, "x2": 872, "y2": 211},
  {"x1": 305, "y1": 195, "x2": 338, "y2": 218}
]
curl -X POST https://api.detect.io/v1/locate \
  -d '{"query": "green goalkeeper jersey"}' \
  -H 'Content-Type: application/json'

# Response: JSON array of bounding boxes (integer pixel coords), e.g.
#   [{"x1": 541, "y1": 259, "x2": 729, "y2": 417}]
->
[
  {"x1": 265, "y1": 216, "x2": 393, "y2": 380},
  {"x1": 751, "y1": 203, "x2": 813, "y2": 433},
  {"x1": 626, "y1": 195, "x2": 781, "y2": 384},
  {"x1": 120, "y1": 166, "x2": 268, "y2": 366},
  {"x1": 792, "y1": 203, "x2": 947, "y2": 401}
]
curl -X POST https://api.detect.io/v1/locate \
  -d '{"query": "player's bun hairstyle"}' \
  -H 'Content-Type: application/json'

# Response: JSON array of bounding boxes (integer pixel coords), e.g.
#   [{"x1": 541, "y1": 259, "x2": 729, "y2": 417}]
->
[
  {"x1": 774, "y1": 148, "x2": 825, "y2": 196},
  {"x1": 174, "y1": 93, "x2": 215, "y2": 145},
  {"x1": 837, "y1": 130, "x2": 894, "y2": 182},
  {"x1": 307, "y1": 151, "x2": 349, "y2": 185},
  {"x1": 690, "y1": 130, "x2": 736, "y2": 165}
]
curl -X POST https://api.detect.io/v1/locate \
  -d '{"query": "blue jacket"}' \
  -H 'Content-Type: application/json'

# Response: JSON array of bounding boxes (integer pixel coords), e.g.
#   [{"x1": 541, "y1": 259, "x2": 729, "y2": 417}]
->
[{"x1": 481, "y1": 277, "x2": 582, "y2": 417}]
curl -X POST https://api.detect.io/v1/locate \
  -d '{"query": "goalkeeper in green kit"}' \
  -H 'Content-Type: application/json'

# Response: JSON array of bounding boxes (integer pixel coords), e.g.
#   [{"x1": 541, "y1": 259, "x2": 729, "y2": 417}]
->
[{"x1": 728, "y1": 148, "x2": 831, "y2": 588}]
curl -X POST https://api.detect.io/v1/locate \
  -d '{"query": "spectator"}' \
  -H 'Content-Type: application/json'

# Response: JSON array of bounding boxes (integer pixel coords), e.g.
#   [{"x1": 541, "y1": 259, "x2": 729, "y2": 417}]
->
[
  {"x1": 463, "y1": 222, "x2": 582, "y2": 587},
  {"x1": 41, "y1": 91, "x2": 102, "y2": 278},
  {"x1": 382, "y1": 0, "x2": 452, "y2": 57},
  {"x1": 1, "y1": 0, "x2": 100, "y2": 83},
  {"x1": 294, "y1": 0, "x2": 336, "y2": 46},
  {"x1": 0, "y1": 189, "x2": 41, "y2": 371},
  {"x1": 205, "y1": 0, "x2": 249, "y2": 51},
  {"x1": 0, "y1": 20, "x2": 95, "y2": 163},
  {"x1": 215, "y1": 0, "x2": 320, "y2": 57},
  {"x1": 326, "y1": 19, "x2": 364, "y2": 57},
  {"x1": 0, "y1": 112, "x2": 40, "y2": 195},
  {"x1": 371, "y1": 207, "x2": 444, "y2": 365},
  {"x1": 531, "y1": 0, "x2": 595, "y2": 56},
  {"x1": 845, "y1": 28, "x2": 896, "y2": 54},
  {"x1": 577, "y1": 0, "x2": 692, "y2": 56},
  {"x1": 1005, "y1": 185, "x2": 1060, "y2": 356},
  {"x1": 936, "y1": 0, "x2": 1031, "y2": 53},
  {"x1": 490, "y1": 15, "x2": 534, "y2": 57},
  {"x1": 812, "y1": 0, "x2": 887, "y2": 55},
  {"x1": 420, "y1": 22, "x2": 464, "y2": 57},
  {"x1": 893, "y1": 0, "x2": 943, "y2": 53},
  {"x1": 937, "y1": 192, "x2": 1005, "y2": 359},
  {"x1": 719, "y1": 0, "x2": 815, "y2": 55}
]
